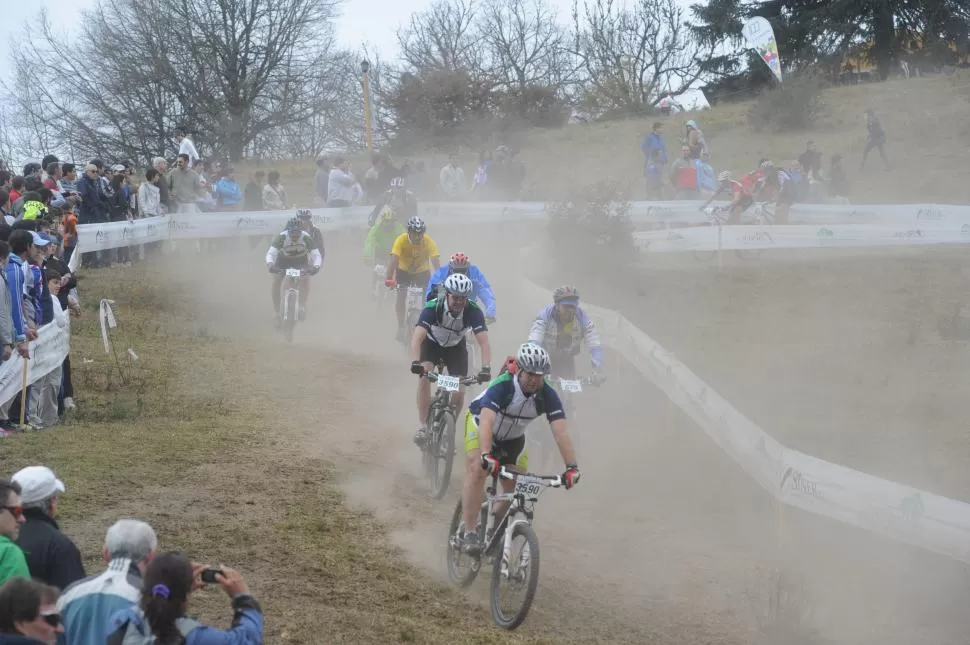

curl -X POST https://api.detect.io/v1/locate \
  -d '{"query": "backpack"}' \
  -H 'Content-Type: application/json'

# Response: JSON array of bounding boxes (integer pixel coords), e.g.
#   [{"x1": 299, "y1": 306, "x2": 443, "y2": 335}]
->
[{"x1": 107, "y1": 615, "x2": 202, "y2": 645}]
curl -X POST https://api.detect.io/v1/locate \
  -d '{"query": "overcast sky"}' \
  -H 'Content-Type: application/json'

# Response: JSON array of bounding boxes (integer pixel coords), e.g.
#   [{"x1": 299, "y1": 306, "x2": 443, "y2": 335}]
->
[{"x1": 1, "y1": 0, "x2": 700, "y2": 79}]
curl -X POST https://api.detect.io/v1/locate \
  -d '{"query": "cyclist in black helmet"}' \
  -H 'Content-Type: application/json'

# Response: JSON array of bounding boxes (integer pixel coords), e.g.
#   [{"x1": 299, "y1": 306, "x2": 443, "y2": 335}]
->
[{"x1": 368, "y1": 176, "x2": 417, "y2": 227}]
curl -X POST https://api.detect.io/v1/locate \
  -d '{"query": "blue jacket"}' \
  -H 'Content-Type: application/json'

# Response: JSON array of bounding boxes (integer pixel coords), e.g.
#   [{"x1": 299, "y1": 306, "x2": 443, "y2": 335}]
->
[
  {"x1": 57, "y1": 558, "x2": 142, "y2": 645},
  {"x1": 107, "y1": 594, "x2": 263, "y2": 645},
  {"x1": 6, "y1": 256, "x2": 27, "y2": 342},
  {"x1": 215, "y1": 178, "x2": 243, "y2": 207},
  {"x1": 641, "y1": 132, "x2": 667, "y2": 166},
  {"x1": 695, "y1": 160, "x2": 716, "y2": 193},
  {"x1": 424, "y1": 265, "x2": 496, "y2": 318}
]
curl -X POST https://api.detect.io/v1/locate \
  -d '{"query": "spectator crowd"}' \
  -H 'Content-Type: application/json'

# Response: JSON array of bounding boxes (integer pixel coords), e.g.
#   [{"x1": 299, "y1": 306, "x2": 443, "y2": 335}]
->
[
  {"x1": 0, "y1": 468, "x2": 264, "y2": 645},
  {"x1": 637, "y1": 111, "x2": 883, "y2": 206}
]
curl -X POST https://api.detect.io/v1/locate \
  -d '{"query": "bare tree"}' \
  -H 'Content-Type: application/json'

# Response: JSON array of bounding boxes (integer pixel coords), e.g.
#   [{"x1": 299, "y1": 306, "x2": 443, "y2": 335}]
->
[
  {"x1": 4, "y1": 0, "x2": 343, "y2": 164},
  {"x1": 479, "y1": 0, "x2": 575, "y2": 102},
  {"x1": 572, "y1": 0, "x2": 709, "y2": 112},
  {"x1": 397, "y1": 0, "x2": 485, "y2": 74}
]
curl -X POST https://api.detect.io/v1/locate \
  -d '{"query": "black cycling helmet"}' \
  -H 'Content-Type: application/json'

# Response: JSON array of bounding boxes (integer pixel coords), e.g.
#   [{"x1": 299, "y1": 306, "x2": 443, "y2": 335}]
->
[{"x1": 296, "y1": 208, "x2": 312, "y2": 222}]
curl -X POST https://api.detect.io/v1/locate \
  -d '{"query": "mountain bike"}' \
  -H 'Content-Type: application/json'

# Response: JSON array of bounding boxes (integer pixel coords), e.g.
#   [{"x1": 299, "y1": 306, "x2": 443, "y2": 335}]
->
[
  {"x1": 446, "y1": 464, "x2": 563, "y2": 630},
  {"x1": 421, "y1": 359, "x2": 480, "y2": 499},
  {"x1": 399, "y1": 285, "x2": 425, "y2": 353},
  {"x1": 527, "y1": 374, "x2": 603, "y2": 473},
  {"x1": 276, "y1": 267, "x2": 305, "y2": 343},
  {"x1": 372, "y1": 263, "x2": 388, "y2": 309}
]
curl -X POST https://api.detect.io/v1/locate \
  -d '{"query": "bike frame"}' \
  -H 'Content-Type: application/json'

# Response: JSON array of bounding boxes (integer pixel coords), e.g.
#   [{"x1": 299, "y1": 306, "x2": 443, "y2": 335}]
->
[
  {"x1": 280, "y1": 268, "x2": 303, "y2": 322},
  {"x1": 474, "y1": 467, "x2": 561, "y2": 566}
]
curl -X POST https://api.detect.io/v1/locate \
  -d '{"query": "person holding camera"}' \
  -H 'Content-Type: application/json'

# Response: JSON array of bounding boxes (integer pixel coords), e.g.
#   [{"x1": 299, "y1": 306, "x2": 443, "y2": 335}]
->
[{"x1": 106, "y1": 553, "x2": 263, "y2": 645}]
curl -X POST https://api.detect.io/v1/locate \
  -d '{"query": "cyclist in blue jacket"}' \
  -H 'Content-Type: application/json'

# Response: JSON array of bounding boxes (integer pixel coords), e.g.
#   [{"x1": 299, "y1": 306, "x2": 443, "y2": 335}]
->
[{"x1": 425, "y1": 252, "x2": 496, "y2": 321}]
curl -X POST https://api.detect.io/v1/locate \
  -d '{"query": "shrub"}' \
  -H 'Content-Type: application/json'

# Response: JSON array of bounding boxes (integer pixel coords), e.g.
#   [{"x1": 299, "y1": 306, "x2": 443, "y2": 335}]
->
[
  {"x1": 547, "y1": 180, "x2": 636, "y2": 268},
  {"x1": 747, "y1": 75, "x2": 826, "y2": 132}
]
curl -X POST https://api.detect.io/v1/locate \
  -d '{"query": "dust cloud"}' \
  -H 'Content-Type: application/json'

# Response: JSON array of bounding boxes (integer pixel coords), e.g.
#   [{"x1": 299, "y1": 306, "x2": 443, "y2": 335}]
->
[{"x1": 156, "y1": 224, "x2": 970, "y2": 645}]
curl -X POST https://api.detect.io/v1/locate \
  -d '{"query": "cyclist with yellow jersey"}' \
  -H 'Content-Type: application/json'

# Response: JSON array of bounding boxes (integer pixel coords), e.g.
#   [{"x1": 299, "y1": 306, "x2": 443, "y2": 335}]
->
[{"x1": 385, "y1": 216, "x2": 441, "y2": 340}]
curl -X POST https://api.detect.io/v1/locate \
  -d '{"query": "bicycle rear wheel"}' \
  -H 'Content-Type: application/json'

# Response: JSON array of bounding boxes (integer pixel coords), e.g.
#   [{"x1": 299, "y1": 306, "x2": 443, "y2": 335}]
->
[
  {"x1": 283, "y1": 290, "x2": 298, "y2": 343},
  {"x1": 427, "y1": 409, "x2": 456, "y2": 500},
  {"x1": 446, "y1": 499, "x2": 482, "y2": 588},
  {"x1": 490, "y1": 522, "x2": 541, "y2": 630}
]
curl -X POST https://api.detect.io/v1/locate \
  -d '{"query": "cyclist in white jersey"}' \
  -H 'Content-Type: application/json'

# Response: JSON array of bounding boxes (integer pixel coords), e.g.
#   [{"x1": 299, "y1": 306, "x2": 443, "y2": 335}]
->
[{"x1": 458, "y1": 342, "x2": 581, "y2": 554}]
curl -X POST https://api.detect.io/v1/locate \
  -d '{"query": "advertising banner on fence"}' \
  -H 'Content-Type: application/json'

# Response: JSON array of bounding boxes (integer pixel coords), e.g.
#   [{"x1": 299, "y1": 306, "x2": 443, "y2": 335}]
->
[
  {"x1": 634, "y1": 223, "x2": 970, "y2": 252},
  {"x1": 76, "y1": 217, "x2": 171, "y2": 252},
  {"x1": 0, "y1": 322, "x2": 70, "y2": 406}
]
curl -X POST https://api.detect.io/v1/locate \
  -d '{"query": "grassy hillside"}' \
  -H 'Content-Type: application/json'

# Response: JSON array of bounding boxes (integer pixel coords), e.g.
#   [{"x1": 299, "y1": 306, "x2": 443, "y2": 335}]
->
[{"x1": 244, "y1": 72, "x2": 969, "y2": 206}]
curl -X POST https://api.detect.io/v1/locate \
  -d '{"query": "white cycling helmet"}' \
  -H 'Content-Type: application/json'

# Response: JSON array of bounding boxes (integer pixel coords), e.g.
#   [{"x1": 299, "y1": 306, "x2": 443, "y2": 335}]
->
[
  {"x1": 516, "y1": 342, "x2": 551, "y2": 375},
  {"x1": 443, "y1": 273, "x2": 473, "y2": 297},
  {"x1": 718, "y1": 170, "x2": 732, "y2": 182}
]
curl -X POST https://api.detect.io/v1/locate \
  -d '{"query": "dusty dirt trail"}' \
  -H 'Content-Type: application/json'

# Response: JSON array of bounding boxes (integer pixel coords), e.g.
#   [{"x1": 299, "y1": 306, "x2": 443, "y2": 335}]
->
[{"x1": 166, "y1": 228, "x2": 970, "y2": 644}]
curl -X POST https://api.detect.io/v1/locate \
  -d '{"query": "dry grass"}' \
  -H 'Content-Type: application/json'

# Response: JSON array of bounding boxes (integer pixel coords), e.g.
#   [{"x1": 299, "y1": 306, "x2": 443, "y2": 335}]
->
[
  {"x1": 255, "y1": 74, "x2": 970, "y2": 207},
  {"x1": 0, "y1": 262, "x2": 583, "y2": 645}
]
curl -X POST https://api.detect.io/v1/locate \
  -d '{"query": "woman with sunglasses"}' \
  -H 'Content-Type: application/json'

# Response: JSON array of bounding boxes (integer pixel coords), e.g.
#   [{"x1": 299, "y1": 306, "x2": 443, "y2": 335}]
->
[
  {"x1": 0, "y1": 577, "x2": 64, "y2": 645},
  {"x1": 0, "y1": 480, "x2": 28, "y2": 586},
  {"x1": 107, "y1": 552, "x2": 263, "y2": 645}
]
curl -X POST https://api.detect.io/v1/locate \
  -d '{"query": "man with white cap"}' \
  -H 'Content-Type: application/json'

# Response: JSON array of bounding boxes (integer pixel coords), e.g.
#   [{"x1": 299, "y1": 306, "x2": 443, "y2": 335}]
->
[{"x1": 11, "y1": 466, "x2": 85, "y2": 589}]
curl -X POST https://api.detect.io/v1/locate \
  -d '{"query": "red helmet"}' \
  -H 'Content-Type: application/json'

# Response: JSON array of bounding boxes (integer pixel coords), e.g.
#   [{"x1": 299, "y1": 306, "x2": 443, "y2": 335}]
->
[
  {"x1": 503, "y1": 355, "x2": 518, "y2": 375},
  {"x1": 449, "y1": 252, "x2": 470, "y2": 271}
]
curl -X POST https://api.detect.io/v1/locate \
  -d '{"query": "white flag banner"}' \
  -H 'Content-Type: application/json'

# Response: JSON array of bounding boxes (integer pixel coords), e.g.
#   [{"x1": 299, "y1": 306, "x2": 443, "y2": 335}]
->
[{"x1": 742, "y1": 16, "x2": 783, "y2": 83}]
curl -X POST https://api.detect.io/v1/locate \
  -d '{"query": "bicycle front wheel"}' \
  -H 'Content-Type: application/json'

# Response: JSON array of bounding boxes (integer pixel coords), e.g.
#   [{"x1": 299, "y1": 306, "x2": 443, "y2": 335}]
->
[
  {"x1": 490, "y1": 522, "x2": 541, "y2": 630},
  {"x1": 283, "y1": 290, "x2": 298, "y2": 343},
  {"x1": 428, "y1": 409, "x2": 456, "y2": 500}
]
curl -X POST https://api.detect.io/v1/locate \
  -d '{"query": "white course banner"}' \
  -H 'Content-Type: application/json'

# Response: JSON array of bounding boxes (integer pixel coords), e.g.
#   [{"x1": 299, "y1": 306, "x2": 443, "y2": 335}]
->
[
  {"x1": 74, "y1": 200, "x2": 970, "y2": 252},
  {"x1": 518, "y1": 245, "x2": 970, "y2": 564},
  {"x1": 0, "y1": 321, "x2": 71, "y2": 406},
  {"x1": 634, "y1": 223, "x2": 970, "y2": 252}
]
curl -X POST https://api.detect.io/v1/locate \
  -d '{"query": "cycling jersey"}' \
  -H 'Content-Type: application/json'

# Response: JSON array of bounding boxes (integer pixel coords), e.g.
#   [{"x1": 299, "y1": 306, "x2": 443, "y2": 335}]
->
[
  {"x1": 364, "y1": 220, "x2": 406, "y2": 261},
  {"x1": 467, "y1": 372, "x2": 566, "y2": 443},
  {"x1": 306, "y1": 226, "x2": 325, "y2": 259},
  {"x1": 739, "y1": 170, "x2": 765, "y2": 195},
  {"x1": 528, "y1": 305, "x2": 604, "y2": 369},
  {"x1": 391, "y1": 233, "x2": 439, "y2": 273},
  {"x1": 266, "y1": 230, "x2": 323, "y2": 268},
  {"x1": 718, "y1": 180, "x2": 751, "y2": 201},
  {"x1": 417, "y1": 298, "x2": 486, "y2": 348},
  {"x1": 367, "y1": 190, "x2": 418, "y2": 227},
  {"x1": 424, "y1": 264, "x2": 496, "y2": 317}
]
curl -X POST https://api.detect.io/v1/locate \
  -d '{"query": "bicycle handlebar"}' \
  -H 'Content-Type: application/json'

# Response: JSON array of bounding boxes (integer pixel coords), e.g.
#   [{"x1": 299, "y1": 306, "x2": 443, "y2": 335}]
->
[
  {"x1": 424, "y1": 371, "x2": 480, "y2": 386},
  {"x1": 498, "y1": 465, "x2": 562, "y2": 487}
]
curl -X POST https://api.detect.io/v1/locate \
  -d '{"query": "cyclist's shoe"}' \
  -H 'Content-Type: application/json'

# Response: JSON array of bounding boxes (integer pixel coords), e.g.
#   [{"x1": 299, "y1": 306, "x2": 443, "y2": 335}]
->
[
  {"x1": 298, "y1": 306, "x2": 307, "y2": 322},
  {"x1": 460, "y1": 531, "x2": 482, "y2": 556},
  {"x1": 413, "y1": 425, "x2": 428, "y2": 446}
]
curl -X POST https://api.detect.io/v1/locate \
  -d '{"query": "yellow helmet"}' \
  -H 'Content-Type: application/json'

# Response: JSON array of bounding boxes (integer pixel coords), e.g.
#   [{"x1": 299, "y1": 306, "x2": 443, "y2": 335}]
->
[{"x1": 380, "y1": 206, "x2": 395, "y2": 222}]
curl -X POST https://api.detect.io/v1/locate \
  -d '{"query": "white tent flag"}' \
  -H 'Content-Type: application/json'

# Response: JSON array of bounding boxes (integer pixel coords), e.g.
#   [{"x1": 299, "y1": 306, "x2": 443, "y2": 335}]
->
[{"x1": 742, "y1": 16, "x2": 783, "y2": 84}]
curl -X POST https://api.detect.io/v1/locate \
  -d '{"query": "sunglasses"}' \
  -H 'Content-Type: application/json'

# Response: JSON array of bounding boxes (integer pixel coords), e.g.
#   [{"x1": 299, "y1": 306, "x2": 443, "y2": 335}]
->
[
  {"x1": 40, "y1": 612, "x2": 61, "y2": 628},
  {"x1": 1, "y1": 505, "x2": 23, "y2": 519}
]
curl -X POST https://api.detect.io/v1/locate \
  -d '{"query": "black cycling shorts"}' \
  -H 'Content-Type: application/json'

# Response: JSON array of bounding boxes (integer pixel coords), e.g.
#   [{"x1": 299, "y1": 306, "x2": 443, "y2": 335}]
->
[
  {"x1": 420, "y1": 337, "x2": 469, "y2": 377},
  {"x1": 275, "y1": 256, "x2": 309, "y2": 271},
  {"x1": 398, "y1": 269, "x2": 430, "y2": 288},
  {"x1": 493, "y1": 436, "x2": 527, "y2": 466}
]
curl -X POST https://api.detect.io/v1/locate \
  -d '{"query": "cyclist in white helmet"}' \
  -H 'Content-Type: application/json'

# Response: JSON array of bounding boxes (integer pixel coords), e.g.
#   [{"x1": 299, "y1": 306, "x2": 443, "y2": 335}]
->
[
  {"x1": 699, "y1": 169, "x2": 755, "y2": 225},
  {"x1": 458, "y1": 342, "x2": 581, "y2": 554},
  {"x1": 410, "y1": 272, "x2": 491, "y2": 445}
]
